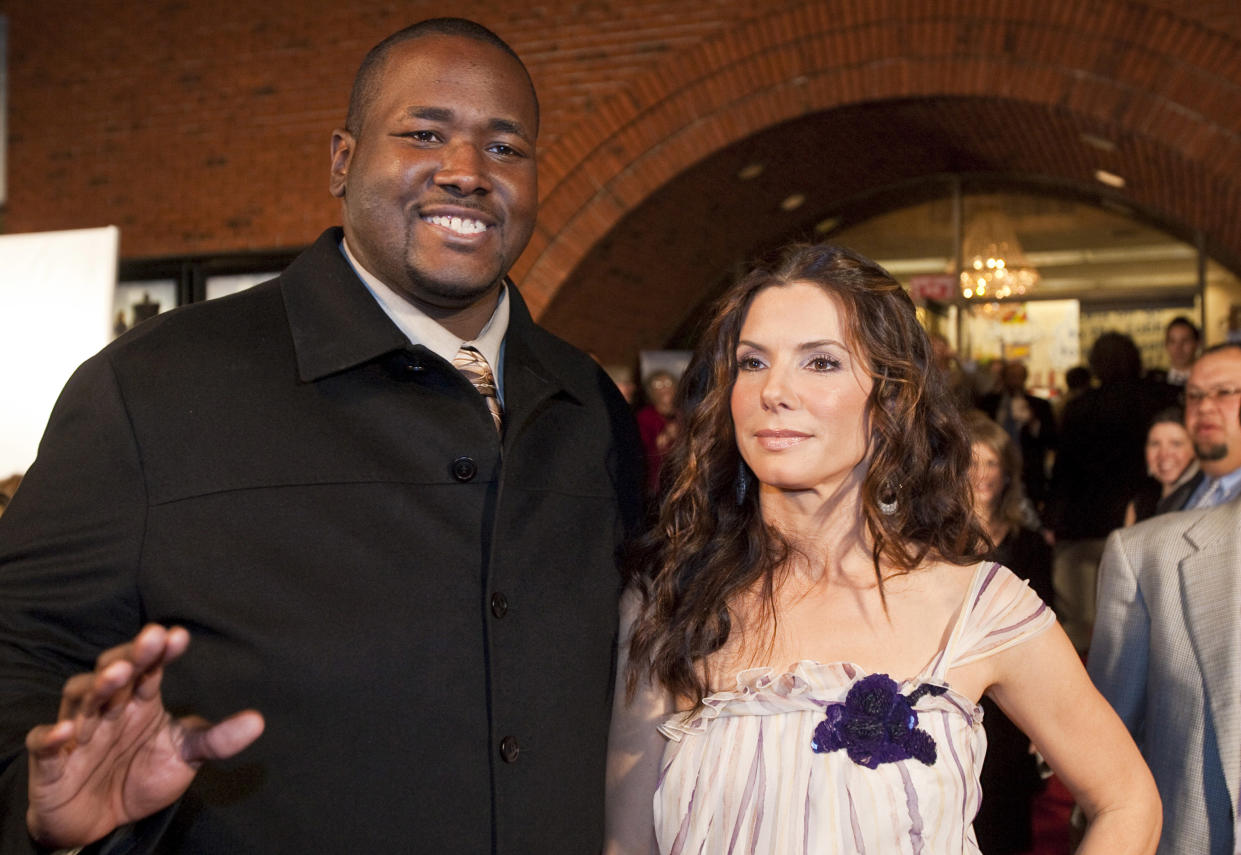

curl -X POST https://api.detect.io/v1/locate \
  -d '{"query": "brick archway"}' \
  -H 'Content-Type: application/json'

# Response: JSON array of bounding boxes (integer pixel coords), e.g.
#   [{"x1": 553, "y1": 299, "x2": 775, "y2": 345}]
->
[{"x1": 513, "y1": 0, "x2": 1241, "y2": 336}]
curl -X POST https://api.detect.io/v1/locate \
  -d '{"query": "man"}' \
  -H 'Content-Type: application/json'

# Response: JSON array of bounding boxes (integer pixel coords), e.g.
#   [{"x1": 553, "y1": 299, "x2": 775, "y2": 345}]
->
[
  {"x1": 1089, "y1": 494, "x2": 1241, "y2": 854},
  {"x1": 0, "y1": 19, "x2": 641, "y2": 854},
  {"x1": 1161, "y1": 315, "x2": 1201, "y2": 386},
  {"x1": 979, "y1": 360, "x2": 1057, "y2": 509},
  {"x1": 1177, "y1": 343, "x2": 1241, "y2": 510},
  {"x1": 1048, "y1": 332, "x2": 1177, "y2": 652}
]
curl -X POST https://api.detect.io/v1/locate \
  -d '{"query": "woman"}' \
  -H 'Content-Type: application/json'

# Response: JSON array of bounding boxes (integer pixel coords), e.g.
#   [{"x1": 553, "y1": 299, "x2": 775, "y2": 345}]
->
[
  {"x1": 1123, "y1": 407, "x2": 1201, "y2": 526},
  {"x1": 965, "y1": 411, "x2": 1054, "y2": 853},
  {"x1": 636, "y1": 370, "x2": 681, "y2": 497},
  {"x1": 604, "y1": 244, "x2": 1158, "y2": 854},
  {"x1": 967, "y1": 411, "x2": 1054, "y2": 605}
]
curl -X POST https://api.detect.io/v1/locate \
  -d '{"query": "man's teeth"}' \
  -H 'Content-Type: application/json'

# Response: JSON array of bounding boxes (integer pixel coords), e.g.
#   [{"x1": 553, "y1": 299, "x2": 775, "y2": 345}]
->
[{"x1": 425, "y1": 215, "x2": 487, "y2": 235}]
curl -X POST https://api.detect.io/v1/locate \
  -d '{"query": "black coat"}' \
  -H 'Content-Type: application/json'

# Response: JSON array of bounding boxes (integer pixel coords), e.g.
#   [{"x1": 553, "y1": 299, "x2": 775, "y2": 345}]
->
[
  {"x1": 1049, "y1": 379, "x2": 1179, "y2": 539},
  {"x1": 0, "y1": 229, "x2": 643, "y2": 854}
]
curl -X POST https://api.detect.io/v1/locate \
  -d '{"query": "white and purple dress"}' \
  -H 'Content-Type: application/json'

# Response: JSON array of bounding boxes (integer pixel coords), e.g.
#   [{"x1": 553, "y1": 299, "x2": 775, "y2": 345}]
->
[{"x1": 654, "y1": 562, "x2": 1055, "y2": 854}]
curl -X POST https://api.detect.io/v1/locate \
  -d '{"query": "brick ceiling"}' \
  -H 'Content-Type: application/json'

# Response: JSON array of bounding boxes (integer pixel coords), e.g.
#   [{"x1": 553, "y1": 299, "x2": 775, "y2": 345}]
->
[
  {"x1": 540, "y1": 96, "x2": 1237, "y2": 360},
  {"x1": 509, "y1": 1, "x2": 1241, "y2": 363},
  {"x1": 5, "y1": 0, "x2": 1240, "y2": 367}
]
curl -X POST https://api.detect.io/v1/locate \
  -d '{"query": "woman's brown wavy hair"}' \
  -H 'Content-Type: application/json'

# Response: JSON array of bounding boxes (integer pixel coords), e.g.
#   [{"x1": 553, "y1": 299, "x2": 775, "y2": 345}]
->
[{"x1": 626, "y1": 243, "x2": 989, "y2": 705}]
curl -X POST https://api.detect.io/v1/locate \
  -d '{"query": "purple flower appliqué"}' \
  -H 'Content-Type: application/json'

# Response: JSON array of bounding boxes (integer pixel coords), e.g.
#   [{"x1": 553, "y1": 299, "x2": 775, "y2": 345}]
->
[{"x1": 810, "y1": 673, "x2": 947, "y2": 769}]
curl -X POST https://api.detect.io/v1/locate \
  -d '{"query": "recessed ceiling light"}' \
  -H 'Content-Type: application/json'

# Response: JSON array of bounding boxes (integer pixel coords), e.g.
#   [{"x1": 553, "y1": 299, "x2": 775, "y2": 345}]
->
[
  {"x1": 1094, "y1": 169, "x2": 1126, "y2": 188},
  {"x1": 815, "y1": 216, "x2": 842, "y2": 234},
  {"x1": 737, "y1": 162, "x2": 764, "y2": 180},
  {"x1": 781, "y1": 193, "x2": 806, "y2": 212},
  {"x1": 1080, "y1": 133, "x2": 1118, "y2": 152}
]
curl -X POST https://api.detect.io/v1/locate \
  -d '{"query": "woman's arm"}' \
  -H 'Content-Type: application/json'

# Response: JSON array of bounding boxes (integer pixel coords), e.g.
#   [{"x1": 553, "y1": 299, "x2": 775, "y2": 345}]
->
[
  {"x1": 604, "y1": 589, "x2": 675, "y2": 855},
  {"x1": 984, "y1": 620, "x2": 1160, "y2": 854}
]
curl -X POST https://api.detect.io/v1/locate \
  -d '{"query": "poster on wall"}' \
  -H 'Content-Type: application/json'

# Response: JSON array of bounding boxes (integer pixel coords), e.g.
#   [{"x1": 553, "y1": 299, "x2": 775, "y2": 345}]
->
[
  {"x1": 0, "y1": 226, "x2": 119, "y2": 477},
  {"x1": 964, "y1": 300, "x2": 1080, "y2": 397}
]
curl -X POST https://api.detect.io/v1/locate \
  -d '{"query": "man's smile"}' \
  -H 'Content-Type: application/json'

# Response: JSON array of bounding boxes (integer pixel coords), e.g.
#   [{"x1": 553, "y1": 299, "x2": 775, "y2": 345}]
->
[{"x1": 423, "y1": 214, "x2": 489, "y2": 236}]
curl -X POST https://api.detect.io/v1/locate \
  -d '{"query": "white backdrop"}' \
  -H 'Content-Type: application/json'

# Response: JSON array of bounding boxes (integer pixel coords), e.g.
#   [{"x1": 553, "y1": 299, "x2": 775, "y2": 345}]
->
[{"x1": 0, "y1": 226, "x2": 119, "y2": 476}]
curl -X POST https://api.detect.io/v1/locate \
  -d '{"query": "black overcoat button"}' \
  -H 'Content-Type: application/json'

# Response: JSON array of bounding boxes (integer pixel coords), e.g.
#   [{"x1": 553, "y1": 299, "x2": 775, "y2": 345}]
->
[
  {"x1": 451, "y1": 457, "x2": 477, "y2": 481},
  {"x1": 499, "y1": 736, "x2": 520, "y2": 763},
  {"x1": 490, "y1": 592, "x2": 509, "y2": 618}
]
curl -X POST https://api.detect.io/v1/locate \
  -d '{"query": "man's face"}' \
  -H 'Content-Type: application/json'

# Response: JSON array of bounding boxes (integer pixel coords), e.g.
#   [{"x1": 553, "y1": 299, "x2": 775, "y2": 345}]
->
[
  {"x1": 1165, "y1": 323, "x2": 1199, "y2": 371},
  {"x1": 329, "y1": 35, "x2": 538, "y2": 313},
  {"x1": 1001, "y1": 362, "x2": 1028, "y2": 393},
  {"x1": 1185, "y1": 348, "x2": 1241, "y2": 477}
]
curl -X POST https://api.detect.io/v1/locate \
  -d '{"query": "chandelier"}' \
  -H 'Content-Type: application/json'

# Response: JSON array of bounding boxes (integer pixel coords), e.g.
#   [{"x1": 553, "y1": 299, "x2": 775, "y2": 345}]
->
[{"x1": 959, "y1": 207, "x2": 1040, "y2": 301}]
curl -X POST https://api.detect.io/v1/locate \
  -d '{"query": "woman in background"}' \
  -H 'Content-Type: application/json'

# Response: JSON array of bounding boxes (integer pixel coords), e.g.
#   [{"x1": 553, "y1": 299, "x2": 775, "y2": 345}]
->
[
  {"x1": 966, "y1": 411, "x2": 1054, "y2": 853},
  {"x1": 604, "y1": 243, "x2": 1158, "y2": 854},
  {"x1": 1123, "y1": 407, "x2": 1201, "y2": 526},
  {"x1": 636, "y1": 370, "x2": 681, "y2": 498}
]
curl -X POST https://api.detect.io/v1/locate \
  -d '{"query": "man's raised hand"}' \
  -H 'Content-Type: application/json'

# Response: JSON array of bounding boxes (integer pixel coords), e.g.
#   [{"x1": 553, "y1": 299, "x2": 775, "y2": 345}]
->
[{"x1": 24, "y1": 624, "x2": 264, "y2": 848}]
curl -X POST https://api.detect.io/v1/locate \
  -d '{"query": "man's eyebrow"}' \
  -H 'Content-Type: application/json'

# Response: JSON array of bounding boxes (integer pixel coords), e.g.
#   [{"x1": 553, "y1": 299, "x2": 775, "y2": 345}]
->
[
  {"x1": 406, "y1": 106, "x2": 453, "y2": 122},
  {"x1": 402, "y1": 107, "x2": 532, "y2": 142},
  {"x1": 489, "y1": 118, "x2": 531, "y2": 141}
]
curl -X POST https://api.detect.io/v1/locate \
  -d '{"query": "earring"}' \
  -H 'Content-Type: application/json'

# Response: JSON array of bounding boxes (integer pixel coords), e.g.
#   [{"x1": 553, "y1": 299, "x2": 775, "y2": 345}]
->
[
  {"x1": 737, "y1": 459, "x2": 751, "y2": 505},
  {"x1": 878, "y1": 481, "x2": 900, "y2": 516}
]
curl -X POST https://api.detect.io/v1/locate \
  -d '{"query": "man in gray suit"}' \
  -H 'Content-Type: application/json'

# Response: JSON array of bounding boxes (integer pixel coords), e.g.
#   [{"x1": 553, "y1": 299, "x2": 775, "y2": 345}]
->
[{"x1": 1089, "y1": 494, "x2": 1241, "y2": 854}]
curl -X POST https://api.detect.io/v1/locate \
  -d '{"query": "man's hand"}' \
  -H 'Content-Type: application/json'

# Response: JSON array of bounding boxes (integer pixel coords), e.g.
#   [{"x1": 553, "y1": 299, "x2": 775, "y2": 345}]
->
[{"x1": 24, "y1": 624, "x2": 264, "y2": 848}]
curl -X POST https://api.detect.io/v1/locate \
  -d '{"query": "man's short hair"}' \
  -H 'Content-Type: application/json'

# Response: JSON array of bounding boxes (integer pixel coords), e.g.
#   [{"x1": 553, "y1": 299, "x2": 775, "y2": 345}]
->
[
  {"x1": 1166, "y1": 316, "x2": 1201, "y2": 342},
  {"x1": 345, "y1": 18, "x2": 539, "y2": 137}
]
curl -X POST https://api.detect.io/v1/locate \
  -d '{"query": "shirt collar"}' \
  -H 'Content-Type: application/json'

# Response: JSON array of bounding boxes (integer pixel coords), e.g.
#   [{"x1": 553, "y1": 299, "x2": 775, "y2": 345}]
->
[
  {"x1": 1190, "y1": 466, "x2": 1241, "y2": 509},
  {"x1": 340, "y1": 237, "x2": 510, "y2": 399}
]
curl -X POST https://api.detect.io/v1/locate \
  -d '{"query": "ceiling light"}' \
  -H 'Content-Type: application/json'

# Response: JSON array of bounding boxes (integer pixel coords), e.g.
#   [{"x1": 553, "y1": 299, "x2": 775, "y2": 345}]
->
[
  {"x1": 780, "y1": 193, "x2": 805, "y2": 212},
  {"x1": 1079, "y1": 133, "x2": 1118, "y2": 152},
  {"x1": 814, "y1": 216, "x2": 842, "y2": 235},
  {"x1": 1094, "y1": 169, "x2": 1126, "y2": 188},
  {"x1": 736, "y1": 162, "x2": 764, "y2": 180},
  {"x1": 958, "y1": 207, "x2": 1039, "y2": 301}
]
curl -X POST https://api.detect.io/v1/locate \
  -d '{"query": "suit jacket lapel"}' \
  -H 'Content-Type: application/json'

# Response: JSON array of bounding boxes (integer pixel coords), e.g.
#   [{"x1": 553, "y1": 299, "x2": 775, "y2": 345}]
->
[{"x1": 1180, "y1": 498, "x2": 1241, "y2": 812}]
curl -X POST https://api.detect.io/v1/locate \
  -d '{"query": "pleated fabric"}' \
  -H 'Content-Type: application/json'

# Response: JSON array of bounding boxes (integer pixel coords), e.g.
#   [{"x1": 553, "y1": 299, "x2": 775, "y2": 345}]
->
[{"x1": 654, "y1": 562, "x2": 1055, "y2": 855}]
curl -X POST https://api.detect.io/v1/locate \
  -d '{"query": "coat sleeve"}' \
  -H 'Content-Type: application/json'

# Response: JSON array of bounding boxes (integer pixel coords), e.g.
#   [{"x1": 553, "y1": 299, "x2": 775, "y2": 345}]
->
[
  {"x1": 1086, "y1": 529, "x2": 1149, "y2": 743},
  {"x1": 0, "y1": 354, "x2": 148, "y2": 852}
]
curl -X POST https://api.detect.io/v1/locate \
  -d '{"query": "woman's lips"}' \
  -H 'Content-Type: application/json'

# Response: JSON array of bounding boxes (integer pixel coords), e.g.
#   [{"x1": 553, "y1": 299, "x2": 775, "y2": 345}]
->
[{"x1": 754, "y1": 429, "x2": 811, "y2": 450}]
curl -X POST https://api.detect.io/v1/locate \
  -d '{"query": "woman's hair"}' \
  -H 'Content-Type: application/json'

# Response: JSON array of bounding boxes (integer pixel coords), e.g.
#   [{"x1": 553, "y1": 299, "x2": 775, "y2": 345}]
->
[
  {"x1": 626, "y1": 243, "x2": 989, "y2": 704},
  {"x1": 964, "y1": 410, "x2": 1026, "y2": 530},
  {"x1": 1148, "y1": 405, "x2": 1186, "y2": 433}
]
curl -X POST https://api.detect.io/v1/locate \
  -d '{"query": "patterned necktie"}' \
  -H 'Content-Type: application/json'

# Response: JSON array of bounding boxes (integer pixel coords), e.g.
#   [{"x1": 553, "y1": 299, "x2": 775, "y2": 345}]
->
[
  {"x1": 1198, "y1": 477, "x2": 1226, "y2": 509},
  {"x1": 453, "y1": 346, "x2": 503, "y2": 433}
]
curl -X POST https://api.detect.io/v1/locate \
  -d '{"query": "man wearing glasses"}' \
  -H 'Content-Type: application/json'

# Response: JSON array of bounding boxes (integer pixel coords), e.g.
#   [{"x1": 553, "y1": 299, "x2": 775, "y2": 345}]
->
[
  {"x1": 1087, "y1": 342, "x2": 1241, "y2": 854},
  {"x1": 1180, "y1": 343, "x2": 1241, "y2": 509}
]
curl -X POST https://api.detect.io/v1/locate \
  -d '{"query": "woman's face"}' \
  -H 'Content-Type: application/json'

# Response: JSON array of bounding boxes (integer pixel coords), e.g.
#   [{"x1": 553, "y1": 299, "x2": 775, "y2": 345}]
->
[
  {"x1": 1146, "y1": 420, "x2": 1194, "y2": 487},
  {"x1": 730, "y1": 282, "x2": 873, "y2": 498},
  {"x1": 646, "y1": 374, "x2": 677, "y2": 416},
  {"x1": 969, "y1": 441, "x2": 1005, "y2": 513}
]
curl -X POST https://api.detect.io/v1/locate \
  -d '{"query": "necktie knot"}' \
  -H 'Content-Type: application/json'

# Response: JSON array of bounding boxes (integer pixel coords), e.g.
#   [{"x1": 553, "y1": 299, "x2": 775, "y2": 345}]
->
[{"x1": 453, "y1": 346, "x2": 502, "y2": 432}]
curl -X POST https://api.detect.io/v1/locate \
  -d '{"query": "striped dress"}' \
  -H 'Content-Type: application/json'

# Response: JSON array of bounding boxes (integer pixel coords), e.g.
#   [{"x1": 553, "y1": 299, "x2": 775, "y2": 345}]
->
[{"x1": 654, "y1": 562, "x2": 1055, "y2": 854}]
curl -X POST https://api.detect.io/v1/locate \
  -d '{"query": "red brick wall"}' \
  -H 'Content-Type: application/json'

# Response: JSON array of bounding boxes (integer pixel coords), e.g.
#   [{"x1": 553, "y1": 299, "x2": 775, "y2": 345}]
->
[
  {"x1": 5, "y1": 0, "x2": 1240, "y2": 320},
  {"x1": 3, "y1": 0, "x2": 764, "y2": 257}
]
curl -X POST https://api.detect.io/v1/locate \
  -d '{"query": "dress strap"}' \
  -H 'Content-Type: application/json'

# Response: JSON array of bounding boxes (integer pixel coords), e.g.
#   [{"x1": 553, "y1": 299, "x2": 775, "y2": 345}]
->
[{"x1": 926, "y1": 561, "x2": 992, "y2": 680}]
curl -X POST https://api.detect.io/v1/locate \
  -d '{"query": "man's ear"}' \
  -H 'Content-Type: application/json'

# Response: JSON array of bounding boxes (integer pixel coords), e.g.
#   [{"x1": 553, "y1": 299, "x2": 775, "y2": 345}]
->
[{"x1": 329, "y1": 129, "x2": 355, "y2": 198}]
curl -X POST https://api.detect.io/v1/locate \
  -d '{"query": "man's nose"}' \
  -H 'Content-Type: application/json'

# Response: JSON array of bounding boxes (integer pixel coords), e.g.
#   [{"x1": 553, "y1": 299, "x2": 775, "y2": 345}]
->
[{"x1": 435, "y1": 142, "x2": 491, "y2": 195}]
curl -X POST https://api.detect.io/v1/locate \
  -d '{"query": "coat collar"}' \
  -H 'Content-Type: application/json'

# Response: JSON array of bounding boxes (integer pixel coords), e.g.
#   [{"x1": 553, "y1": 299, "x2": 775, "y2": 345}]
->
[
  {"x1": 280, "y1": 228, "x2": 578, "y2": 415},
  {"x1": 1180, "y1": 496, "x2": 1241, "y2": 810},
  {"x1": 282, "y1": 228, "x2": 409, "y2": 382}
]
